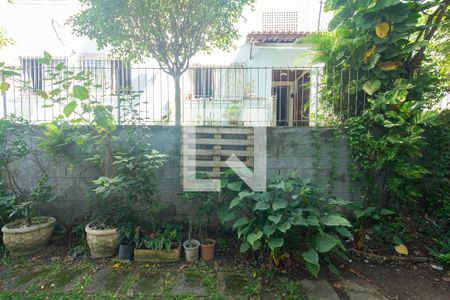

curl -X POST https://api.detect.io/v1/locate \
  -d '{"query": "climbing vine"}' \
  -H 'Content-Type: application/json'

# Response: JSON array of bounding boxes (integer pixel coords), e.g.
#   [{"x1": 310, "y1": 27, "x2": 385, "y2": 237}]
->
[{"x1": 309, "y1": 0, "x2": 450, "y2": 209}]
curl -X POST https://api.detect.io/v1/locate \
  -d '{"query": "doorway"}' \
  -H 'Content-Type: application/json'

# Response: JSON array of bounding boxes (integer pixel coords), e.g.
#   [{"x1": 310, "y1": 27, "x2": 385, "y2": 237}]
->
[{"x1": 273, "y1": 86, "x2": 290, "y2": 126}]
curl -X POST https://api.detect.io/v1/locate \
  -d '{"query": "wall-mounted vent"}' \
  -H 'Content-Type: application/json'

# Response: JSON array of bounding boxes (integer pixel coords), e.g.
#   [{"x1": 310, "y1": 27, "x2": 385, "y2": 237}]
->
[{"x1": 262, "y1": 12, "x2": 299, "y2": 32}]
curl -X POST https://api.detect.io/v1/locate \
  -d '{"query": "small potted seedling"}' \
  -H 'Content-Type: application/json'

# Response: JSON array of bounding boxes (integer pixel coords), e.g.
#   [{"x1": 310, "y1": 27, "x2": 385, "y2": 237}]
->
[
  {"x1": 198, "y1": 219, "x2": 216, "y2": 261},
  {"x1": 118, "y1": 225, "x2": 135, "y2": 260},
  {"x1": 183, "y1": 220, "x2": 200, "y2": 262}
]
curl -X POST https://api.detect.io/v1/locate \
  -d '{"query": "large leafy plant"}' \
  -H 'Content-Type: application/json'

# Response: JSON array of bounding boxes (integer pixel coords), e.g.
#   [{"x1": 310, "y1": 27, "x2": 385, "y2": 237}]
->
[
  {"x1": 91, "y1": 127, "x2": 167, "y2": 227},
  {"x1": 307, "y1": 0, "x2": 449, "y2": 121},
  {"x1": 35, "y1": 53, "x2": 167, "y2": 228},
  {"x1": 226, "y1": 173, "x2": 352, "y2": 277},
  {"x1": 0, "y1": 116, "x2": 53, "y2": 226},
  {"x1": 347, "y1": 80, "x2": 439, "y2": 206}
]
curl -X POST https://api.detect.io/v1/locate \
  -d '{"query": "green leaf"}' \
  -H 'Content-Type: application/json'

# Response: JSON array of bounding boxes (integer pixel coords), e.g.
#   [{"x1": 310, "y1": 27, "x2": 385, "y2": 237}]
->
[
  {"x1": 292, "y1": 214, "x2": 308, "y2": 226},
  {"x1": 322, "y1": 215, "x2": 352, "y2": 227},
  {"x1": 263, "y1": 224, "x2": 276, "y2": 237},
  {"x1": 240, "y1": 242, "x2": 251, "y2": 253},
  {"x1": 37, "y1": 51, "x2": 52, "y2": 65},
  {"x1": 268, "y1": 214, "x2": 282, "y2": 224},
  {"x1": 302, "y1": 248, "x2": 319, "y2": 265},
  {"x1": 229, "y1": 197, "x2": 242, "y2": 209},
  {"x1": 93, "y1": 106, "x2": 115, "y2": 130},
  {"x1": 253, "y1": 200, "x2": 270, "y2": 211},
  {"x1": 233, "y1": 217, "x2": 250, "y2": 229},
  {"x1": 268, "y1": 238, "x2": 284, "y2": 251},
  {"x1": 252, "y1": 240, "x2": 262, "y2": 250},
  {"x1": 247, "y1": 231, "x2": 263, "y2": 246},
  {"x1": 305, "y1": 261, "x2": 320, "y2": 278},
  {"x1": 306, "y1": 215, "x2": 320, "y2": 226},
  {"x1": 272, "y1": 199, "x2": 288, "y2": 211},
  {"x1": 314, "y1": 233, "x2": 339, "y2": 253},
  {"x1": 335, "y1": 227, "x2": 353, "y2": 239},
  {"x1": 380, "y1": 208, "x2": 395, "y2": 216},
  {"x1": 73, "y1": 85, "x2": 89, "y2": 100},
  {"x1": 217, "y1": 202, "x2": 235, "y2": 224},
  {"x1": 227, "y1": 181, "x2": 242, "y2": 192},
  {"x1": 363, "y1": 80, "x2": 381, "y2": 96},
  {"x1": 277, "y1": 221, "x2": 292, "y2": 233},
  {"x1": 412, "y1": 111, "x2": 438, "y2": 125},
  {"x1": 49, "y1": 88, "x2": 62, "y2": 97},
  {"x1": 55, "y1": 62, "x2": 65, "y2": 71},
  {"x1": 63, "y1": 101, "x2": 77, "y2": 117},
  {"x1": 393, "y1": 235, "x2": 403, "y2": 245}
]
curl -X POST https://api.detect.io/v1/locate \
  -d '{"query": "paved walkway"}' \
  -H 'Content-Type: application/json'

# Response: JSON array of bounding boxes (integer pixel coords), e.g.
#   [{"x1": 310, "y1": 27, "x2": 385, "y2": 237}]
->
[{"x1": 0, "y1": 259, "x2": 391, "y2": 299}]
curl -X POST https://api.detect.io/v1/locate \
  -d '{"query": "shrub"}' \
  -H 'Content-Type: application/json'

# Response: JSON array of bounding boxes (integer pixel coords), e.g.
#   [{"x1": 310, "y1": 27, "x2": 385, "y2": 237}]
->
[{"x1": 225, "y1": 173, "x2": 352, "y2": 277}]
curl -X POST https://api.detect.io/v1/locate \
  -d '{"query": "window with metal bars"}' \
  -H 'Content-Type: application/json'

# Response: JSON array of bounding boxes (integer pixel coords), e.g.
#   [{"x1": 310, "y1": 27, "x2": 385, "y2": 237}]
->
[
  {"x1": 80, "y1": 57, "x2": 132, "y2": 93},
  {"x1": 20, "y1": 57, "x2": 68, "y2": 91},
  {"x1": 193, "y1": 68, "x2": 214, "y2": 99}
]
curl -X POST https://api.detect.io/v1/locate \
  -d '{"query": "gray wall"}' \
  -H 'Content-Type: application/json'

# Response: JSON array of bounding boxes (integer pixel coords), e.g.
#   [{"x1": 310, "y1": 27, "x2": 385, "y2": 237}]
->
[{"x1": 9, "y1": 126, "x2": 357, "y2": 226}]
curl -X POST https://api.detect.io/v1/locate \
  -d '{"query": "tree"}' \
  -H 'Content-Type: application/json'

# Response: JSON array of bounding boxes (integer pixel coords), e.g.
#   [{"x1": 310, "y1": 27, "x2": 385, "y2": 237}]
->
[
  {"x1": 306, "y1": 0, "x2": 450, "y2": 119},
  {"x1": 69, "y1": 0, "x2": 254, "y2": 125}
]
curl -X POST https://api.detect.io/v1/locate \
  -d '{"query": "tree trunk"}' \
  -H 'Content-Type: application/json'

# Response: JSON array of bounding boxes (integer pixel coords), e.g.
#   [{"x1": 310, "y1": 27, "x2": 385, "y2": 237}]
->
[{"x1": 174, "y1": 75, "x2": 181, "y2": 126}]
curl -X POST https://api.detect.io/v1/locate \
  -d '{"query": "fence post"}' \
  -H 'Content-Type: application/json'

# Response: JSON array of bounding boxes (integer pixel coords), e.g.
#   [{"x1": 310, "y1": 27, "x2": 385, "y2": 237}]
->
[{"x1": 2, "y1": 74, "x2": 7, "y2": 118}]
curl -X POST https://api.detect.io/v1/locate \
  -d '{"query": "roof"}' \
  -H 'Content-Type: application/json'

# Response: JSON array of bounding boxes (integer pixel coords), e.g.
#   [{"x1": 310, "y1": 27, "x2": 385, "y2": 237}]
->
[{"x1": 246, "y1": 31, "x2": 310, "y2": 44}]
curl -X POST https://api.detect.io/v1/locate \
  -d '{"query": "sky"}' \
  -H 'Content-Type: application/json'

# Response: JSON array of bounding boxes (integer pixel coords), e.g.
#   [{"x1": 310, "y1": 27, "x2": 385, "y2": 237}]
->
[{"x1": 0, "y1": 0, "x2": 332, "y2": 63}]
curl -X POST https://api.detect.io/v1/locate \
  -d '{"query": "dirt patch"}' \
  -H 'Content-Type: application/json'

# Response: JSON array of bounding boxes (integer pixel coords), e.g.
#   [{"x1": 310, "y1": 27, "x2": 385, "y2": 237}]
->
[{"x1": 340, "y1": 256, "x2": 449, "y2": 300}]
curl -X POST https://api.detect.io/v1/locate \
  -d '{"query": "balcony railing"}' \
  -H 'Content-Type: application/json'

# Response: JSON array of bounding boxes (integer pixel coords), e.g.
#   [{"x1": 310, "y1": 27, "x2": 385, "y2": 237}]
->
[{"x1": 2, "y1": 66, "x2": 371, "y2": 126}]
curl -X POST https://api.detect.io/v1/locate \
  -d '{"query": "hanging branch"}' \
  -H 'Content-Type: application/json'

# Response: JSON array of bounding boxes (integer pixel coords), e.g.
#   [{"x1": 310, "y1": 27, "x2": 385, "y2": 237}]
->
[{"x1": 409, "y1": 0, "x2": 450, "y2": 75}]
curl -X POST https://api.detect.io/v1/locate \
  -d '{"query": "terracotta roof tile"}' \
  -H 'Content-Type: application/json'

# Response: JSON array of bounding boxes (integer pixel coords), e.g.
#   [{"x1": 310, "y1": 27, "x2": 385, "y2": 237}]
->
[{"x1": 246, "y1": 31, "x2": 311, "y2": 43}]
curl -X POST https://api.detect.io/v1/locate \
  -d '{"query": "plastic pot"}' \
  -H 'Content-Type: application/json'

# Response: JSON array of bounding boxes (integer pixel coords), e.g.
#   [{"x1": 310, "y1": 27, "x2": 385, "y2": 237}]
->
[
  {"x1": 118, "y1": 244, "x2": 135, "y2": 260},
  {"x1": 200, "y1": 238, "x2": 216, "y2": 261},
  {"x1": 183, "y1": 239, "x2": 200, "y2": 262}
]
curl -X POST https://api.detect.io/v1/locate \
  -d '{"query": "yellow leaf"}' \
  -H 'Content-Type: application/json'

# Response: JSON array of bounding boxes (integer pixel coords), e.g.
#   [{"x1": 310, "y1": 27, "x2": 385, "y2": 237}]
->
[
  {"x1": 364, "y1": 45, "x2": 376, "y2": 63},
  {"x1": 378, "y1": 61, "x2": 402, "y2": 71},
  {"x1": 375, "y1": 22, "x2": 390, "y2": 39},
  {"x1": 112, "y1": 263, "x2": 121, "y2": 269},
  {"x1": 0, "y1": 81, "x2": 10, "y2": 93},
  {"x1": 395, "y1": 244, "x2": 409, "y2": 256}
]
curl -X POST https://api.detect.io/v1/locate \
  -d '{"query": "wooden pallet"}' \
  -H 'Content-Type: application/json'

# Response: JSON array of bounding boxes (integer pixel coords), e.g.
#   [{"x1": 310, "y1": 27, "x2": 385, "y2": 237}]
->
[{"x1": 181, "y1": 127, "x2": 255, "y2": 179}]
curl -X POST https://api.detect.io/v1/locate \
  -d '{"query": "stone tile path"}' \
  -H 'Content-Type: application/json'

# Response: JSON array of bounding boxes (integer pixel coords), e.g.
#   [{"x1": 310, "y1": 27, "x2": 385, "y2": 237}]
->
[{"x1": 0, "y1": 261, "x2": 392, "y2": 299}]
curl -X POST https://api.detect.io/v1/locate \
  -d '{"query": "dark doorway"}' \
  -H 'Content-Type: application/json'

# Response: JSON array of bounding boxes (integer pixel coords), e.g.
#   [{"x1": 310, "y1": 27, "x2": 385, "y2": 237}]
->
[{"x1": 274, "y1": 86, "x2": 289, "y2": 126}]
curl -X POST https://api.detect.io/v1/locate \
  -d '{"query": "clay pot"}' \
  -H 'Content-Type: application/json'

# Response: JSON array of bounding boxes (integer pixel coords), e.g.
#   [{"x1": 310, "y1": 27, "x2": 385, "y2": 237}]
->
[
  {"x1": 183, "y1": 239, "x2": 200, "y2": 262},
  {"x1": 1, "y1": 217, "x2": 56, "y2": 256},
  {"x1": 85, "y1": 223, "x2": 120, "y2": 259},
  {"x1": 200, "y1": 238, "x2": 216, "y2": 261}
]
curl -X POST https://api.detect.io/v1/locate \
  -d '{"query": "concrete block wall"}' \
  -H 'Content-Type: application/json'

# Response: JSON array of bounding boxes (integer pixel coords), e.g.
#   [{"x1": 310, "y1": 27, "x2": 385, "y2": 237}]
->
[{"x1": 9, "y1": 126, "x2": 357, "y2": 226}]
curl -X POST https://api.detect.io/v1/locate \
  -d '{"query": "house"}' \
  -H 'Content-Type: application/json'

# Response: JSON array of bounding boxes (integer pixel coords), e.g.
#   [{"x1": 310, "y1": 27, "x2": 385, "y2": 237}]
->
[{"x1": 0, "y1": 0, "x2": 326, "y2": 125}]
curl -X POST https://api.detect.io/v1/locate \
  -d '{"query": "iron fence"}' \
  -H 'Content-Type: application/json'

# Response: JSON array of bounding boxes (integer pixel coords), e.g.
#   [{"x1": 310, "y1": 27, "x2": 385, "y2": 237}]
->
[{"x1": 2, "y1": 65, "x2": 372, "y2": 126}]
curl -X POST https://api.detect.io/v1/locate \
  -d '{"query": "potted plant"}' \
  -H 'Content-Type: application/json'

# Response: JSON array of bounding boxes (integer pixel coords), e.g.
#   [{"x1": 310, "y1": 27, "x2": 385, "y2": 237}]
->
[
  {"x1": 33, "y1": 59, "x2": 167, "y2": 259},
  {"x1": 2, "y1": 176, "x2": 56, "y2": 256},
  {"x1": 223, "y1": 104, "x2": 241, "y2": 126},
  {"x1": 183, "y1": 220, "x2": 200, "y2": 262},
  {"x1": 134, "y1": 226, "x2": 181, "y2": 262},
  {"x1": 180, "y1": 190, "x2": 222, "y2": 261},
  {"x1": 118, "y1": 224, "x2": 135, "y2": 260}
]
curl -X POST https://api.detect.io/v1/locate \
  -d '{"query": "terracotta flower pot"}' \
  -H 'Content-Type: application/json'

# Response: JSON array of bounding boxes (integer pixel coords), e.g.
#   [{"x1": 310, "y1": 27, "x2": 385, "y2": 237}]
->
[
  {"x1": 85, "y1": 222, "x2": 120, "y2": 259},
  {"x1": 1, "y1": 217, "x2": 56, "y2": 256},
  {"x1": 201, "y1": 238, "x2": 216, "y2": 261}
]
